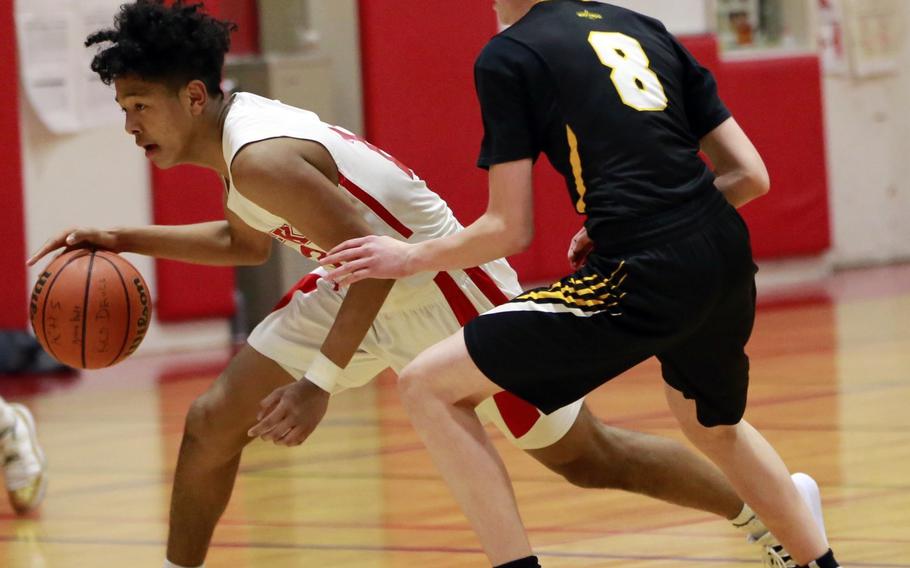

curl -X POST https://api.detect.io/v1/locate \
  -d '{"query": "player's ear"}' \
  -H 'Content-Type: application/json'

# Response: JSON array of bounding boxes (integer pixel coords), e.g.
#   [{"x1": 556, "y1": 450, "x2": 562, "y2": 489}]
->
[{"x1": 185, "y1": 80, "x2": 209, "y2": 116}]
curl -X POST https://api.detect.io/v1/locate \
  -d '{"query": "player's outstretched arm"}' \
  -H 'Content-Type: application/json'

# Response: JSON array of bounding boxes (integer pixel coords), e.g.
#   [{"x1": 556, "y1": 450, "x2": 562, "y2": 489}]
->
[
  {"x1": 321, "y1": 158, "x2": 535, "y2": 286},
  {"x1": 701, "y1": 117, "x2": 770, "y2": 208},
  {"x1": 26, "y1": 197, "x2": 272, "y2": 268},
  {"x1": 27, "y1": 226, "x2": 119, "y2": 266}
]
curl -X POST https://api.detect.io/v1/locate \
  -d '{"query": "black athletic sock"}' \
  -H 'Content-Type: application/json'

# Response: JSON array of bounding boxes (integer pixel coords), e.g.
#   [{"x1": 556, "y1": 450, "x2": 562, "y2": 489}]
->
[
  {"x1": 800, "y1": 549, "x2": 841, "y2": 568},
  {"x1": 494, "y1": 556, "x2": 541, "y2": 568}
]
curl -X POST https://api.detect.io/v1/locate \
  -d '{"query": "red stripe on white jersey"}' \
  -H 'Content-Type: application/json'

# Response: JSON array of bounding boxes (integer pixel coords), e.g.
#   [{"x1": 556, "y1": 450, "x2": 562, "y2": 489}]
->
[
  {"x1": 339, "y1": 175, "x2": 413, "y2": 238},
  {"x1": 433, "y1": 268, "x2": 541, "y2": 439}
]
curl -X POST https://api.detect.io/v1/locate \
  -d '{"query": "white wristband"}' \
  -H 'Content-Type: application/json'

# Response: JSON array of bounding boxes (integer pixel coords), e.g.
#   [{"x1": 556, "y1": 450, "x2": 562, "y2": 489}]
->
[{"x1": 304, "y1": 352, "x2": 343, "y2": 393}]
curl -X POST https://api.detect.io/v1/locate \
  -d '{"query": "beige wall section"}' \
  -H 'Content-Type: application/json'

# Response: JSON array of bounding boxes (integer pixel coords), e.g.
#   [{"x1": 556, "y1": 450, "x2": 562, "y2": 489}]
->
[
  {"x1": 309, "y1": 0, "x2": 364, "y2": 134},
  {"x1": 230, "y1": 0, "x2": 366, "y2": 328},
  {"x1": 20, "y1": 92, "x2": 153, "y2": 305},
  {"x1": 897, "y1": 30, "x2": 910, "y2": 259},
  {"x1": 823, "y1": 1, "x2": 910, "y2": 267},
  {"x1": 229, "y1": 0, "x2": 363, "y2": 134},
  {"x1": 602, "y1": 0, "x2": 713, "y2": 34}
]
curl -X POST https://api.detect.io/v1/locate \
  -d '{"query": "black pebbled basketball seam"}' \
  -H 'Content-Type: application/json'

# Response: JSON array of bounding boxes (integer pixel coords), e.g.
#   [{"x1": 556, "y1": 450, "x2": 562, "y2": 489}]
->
[
  {"x1": 36, "y1": 250, "x2": 91, "y2": 364},
  {"x1": 80, "y1": 250, "x2": 97, "y2": 369},
  {"x1": 94, "y1": 253, "x2": 132, "y2": 367}
]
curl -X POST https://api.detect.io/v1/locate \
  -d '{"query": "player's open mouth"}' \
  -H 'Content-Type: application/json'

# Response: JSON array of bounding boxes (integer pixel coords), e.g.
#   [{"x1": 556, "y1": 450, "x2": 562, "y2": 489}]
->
[{"x1": 144, "y1": 144, "x2": 160, "y2": 157}]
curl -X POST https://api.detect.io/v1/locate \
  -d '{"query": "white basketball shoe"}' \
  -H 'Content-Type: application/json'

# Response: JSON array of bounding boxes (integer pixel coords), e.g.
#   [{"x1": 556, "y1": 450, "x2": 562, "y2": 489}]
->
[{"x1": 1, "y1": 404, "x2": 48, "y2": 514}]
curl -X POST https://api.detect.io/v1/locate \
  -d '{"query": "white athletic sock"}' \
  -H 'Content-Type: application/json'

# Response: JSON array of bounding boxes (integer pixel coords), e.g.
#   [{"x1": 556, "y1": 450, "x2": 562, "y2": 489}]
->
[
  {"x1": 731, "y1": 502, "x2": 769, "y2": 540},
  {"x1": 164, "y1": 561, "x2": 204, "y2": 568}
]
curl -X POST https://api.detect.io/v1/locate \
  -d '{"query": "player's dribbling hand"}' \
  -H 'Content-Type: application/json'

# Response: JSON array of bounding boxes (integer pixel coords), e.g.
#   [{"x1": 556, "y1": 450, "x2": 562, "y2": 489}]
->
[
  {"x1": 567, "y1": 225, "x2": 593, "y2": 271},
  {"x1": 247, "y1": 380, "x2": 330, "y2": 446},
  {"x1": 27, "y1": 227, "x2": 120, "y2": 266},
  {"x1": 320, "y1": 235, "x2": 414, "y2": 286}
]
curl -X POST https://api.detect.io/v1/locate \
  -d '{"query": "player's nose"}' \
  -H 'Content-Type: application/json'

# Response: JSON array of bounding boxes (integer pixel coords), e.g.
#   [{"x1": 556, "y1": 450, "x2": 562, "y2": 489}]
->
[{"x1": 124, "y1": 114, "x2": 141, "y2": 136}]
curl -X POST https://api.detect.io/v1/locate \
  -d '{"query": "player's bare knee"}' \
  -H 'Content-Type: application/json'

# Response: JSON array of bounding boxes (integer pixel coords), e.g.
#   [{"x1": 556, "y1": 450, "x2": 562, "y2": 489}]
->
[
  {"x1": 681, "y1": 420, "x2": 741, "y2": 452},
  {"x1": 184, "y1": 397, "x2": 216, "y2": 440},
  {"x1": 183, "y1": 394, "x2": 244, "y2": 453},
  {"x1": 397, "y1": 364, "x2": 436, "y2": 413}
]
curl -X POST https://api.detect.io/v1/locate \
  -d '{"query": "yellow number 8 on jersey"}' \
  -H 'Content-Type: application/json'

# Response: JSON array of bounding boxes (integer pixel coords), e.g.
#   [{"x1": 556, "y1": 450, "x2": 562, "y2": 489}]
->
[{"x1": 588, "y1": 32, "x2": 668, "y2": 112}]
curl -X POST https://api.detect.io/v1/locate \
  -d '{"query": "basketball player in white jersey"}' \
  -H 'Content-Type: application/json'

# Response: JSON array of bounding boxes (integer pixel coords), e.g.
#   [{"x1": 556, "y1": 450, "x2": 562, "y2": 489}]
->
[
  {"x1": 0, "y1": 397, "x2": 46, "y2": 514},
  {"x1": 29, "y1": 2, "x2": 792, "y2": 566}
]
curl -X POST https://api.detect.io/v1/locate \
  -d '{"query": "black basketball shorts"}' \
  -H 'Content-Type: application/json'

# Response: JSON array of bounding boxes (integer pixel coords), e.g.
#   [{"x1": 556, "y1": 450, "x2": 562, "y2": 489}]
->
[{"x1": 464, "y1": 202, "x2": 758, "y2": 427}]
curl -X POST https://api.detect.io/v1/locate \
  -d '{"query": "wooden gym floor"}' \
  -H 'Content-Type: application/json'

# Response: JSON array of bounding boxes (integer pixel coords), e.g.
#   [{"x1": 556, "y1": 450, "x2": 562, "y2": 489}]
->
[{"x1": 1, "y1": 264, "x2": 908, "y2": 567}]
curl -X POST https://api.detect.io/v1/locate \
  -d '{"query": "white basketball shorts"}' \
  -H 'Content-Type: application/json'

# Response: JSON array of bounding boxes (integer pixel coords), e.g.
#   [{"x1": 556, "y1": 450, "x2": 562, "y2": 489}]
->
[{"x1": 247, "y1": 263, "x2": 583, "y2": 450}]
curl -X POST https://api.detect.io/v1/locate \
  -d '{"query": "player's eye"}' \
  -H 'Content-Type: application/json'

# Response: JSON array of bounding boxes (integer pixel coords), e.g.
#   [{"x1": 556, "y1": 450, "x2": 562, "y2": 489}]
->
[{"x1": 135, "y1": 103, "x2": 147, "y2": 111}]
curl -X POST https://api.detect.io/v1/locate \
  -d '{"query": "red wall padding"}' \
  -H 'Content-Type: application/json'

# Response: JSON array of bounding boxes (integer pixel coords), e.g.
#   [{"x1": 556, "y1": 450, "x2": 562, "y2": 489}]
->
[
  {"x1": 719, "y1": 56, "x2": 831, "y2": 257},
  {"x1": 358, "y1": 1, "x2": 572, "y2": 281},
  {"x1": 150, "y1": 0, "x2": 251, "y2": 322},
  {"x1": 359, "y1": 1, "x2": 495, "y2": 223},
  {"x1": 1, "y1": 3, "x2": 27, "y2": 329},
  {"x1": 221, "y1": 0, "x2": 259, "y2": 55},
  {"x1": 359, "y1": 11, "x2": 831, "y2": 283},
  {"x1": 680, "y1": 38, "x2": 830, "y2": 257},
  {"x1": 150, "y1": 167, "x2": 236, "y2": 321}
]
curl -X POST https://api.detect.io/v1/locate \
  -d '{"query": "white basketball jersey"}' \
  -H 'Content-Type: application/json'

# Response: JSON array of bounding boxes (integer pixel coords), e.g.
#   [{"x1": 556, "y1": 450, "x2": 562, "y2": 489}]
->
[{"x1": 221, "y1": 92, "x2": 520, "y2": 303}]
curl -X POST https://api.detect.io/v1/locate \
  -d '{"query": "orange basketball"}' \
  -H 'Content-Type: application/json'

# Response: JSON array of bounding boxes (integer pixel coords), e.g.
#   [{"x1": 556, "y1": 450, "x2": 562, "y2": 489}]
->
[{"x1": 29, "y1": 249, "x2": 152, "y2": 369}]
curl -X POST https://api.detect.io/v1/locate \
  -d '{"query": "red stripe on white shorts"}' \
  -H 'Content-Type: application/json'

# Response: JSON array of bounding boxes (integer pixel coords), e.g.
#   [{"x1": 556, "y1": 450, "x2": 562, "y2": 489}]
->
[
  {"x1": 272, "y1": 273, "x2": 321, "y2": 312},
  {"x1": 433, "y1": 268, "x2": 541, "y2": 439},
  {"x1": 464, "y1": 266, "x2": 511, "y2": 306},
  {"x1": 492, "y1": 392, "x2": 542, "y2": 440},
  {"x1": 433, "y1": 271, "x2": 479, "y2": 327}
]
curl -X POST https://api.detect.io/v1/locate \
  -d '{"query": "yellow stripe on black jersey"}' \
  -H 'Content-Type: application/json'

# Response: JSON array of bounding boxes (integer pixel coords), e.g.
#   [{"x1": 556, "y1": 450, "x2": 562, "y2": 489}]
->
[{"x1": 566, "y1": 125, "x2": 587, "y2": 214}]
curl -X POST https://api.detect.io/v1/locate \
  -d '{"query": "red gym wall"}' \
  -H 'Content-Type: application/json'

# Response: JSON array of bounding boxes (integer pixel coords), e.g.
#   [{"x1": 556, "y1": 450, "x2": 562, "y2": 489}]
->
[
  {"x1": 358, "y1": 6, "x2": 831, "y2": 283},
  {"x1": 150, "y1": 0, "x2": 258, "y2": 322},
  {"x1": 4, "y1": 3, "x2": 831, "y2": 328},
  {"x1": 358, "y1": 1, "x2": 582, "y2": 281},
  {"x1": 1, "y1": 2, "x2": 27, "y2": 329}
]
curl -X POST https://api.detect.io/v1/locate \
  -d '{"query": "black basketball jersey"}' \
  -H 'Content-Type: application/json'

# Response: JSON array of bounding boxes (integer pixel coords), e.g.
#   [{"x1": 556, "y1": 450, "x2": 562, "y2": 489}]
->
[{"x1": 475, "y1": 0, "x2": 731, "y2": 253}]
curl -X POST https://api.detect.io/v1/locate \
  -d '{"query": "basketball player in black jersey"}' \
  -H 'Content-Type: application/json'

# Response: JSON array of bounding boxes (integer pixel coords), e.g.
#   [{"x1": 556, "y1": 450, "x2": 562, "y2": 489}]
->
[{"x1": 322, "y1": 2, "x2": 843, "y2": 567}]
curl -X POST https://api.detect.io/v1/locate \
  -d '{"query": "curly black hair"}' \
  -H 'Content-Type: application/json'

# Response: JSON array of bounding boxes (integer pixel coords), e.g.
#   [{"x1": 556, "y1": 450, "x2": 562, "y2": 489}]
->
[{"x1": 86, "y1": 0, "x2": 236, "y2": 95}]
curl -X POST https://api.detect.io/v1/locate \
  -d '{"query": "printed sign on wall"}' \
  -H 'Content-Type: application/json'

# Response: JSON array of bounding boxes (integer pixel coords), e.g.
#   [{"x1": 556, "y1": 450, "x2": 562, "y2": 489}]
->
[
  {"x1": 15, "y1": 0, "x2": 123, "y2": 133},
  {"x1": 841, "y1": 0, "x2": 905, "y2": 77},
  {"x1": 818, "y1": 0, "x2": 848, "y2": 75}
]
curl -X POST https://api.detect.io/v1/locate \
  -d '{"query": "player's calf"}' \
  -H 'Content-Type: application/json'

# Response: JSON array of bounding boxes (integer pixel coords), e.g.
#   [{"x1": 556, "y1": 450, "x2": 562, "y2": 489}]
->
[
  {"x1": 541, "y1": 452, "x2": 634, "y2": 490},
  {"x1": 528, "y1": 413, "x2": 638, "y2": 491}
]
